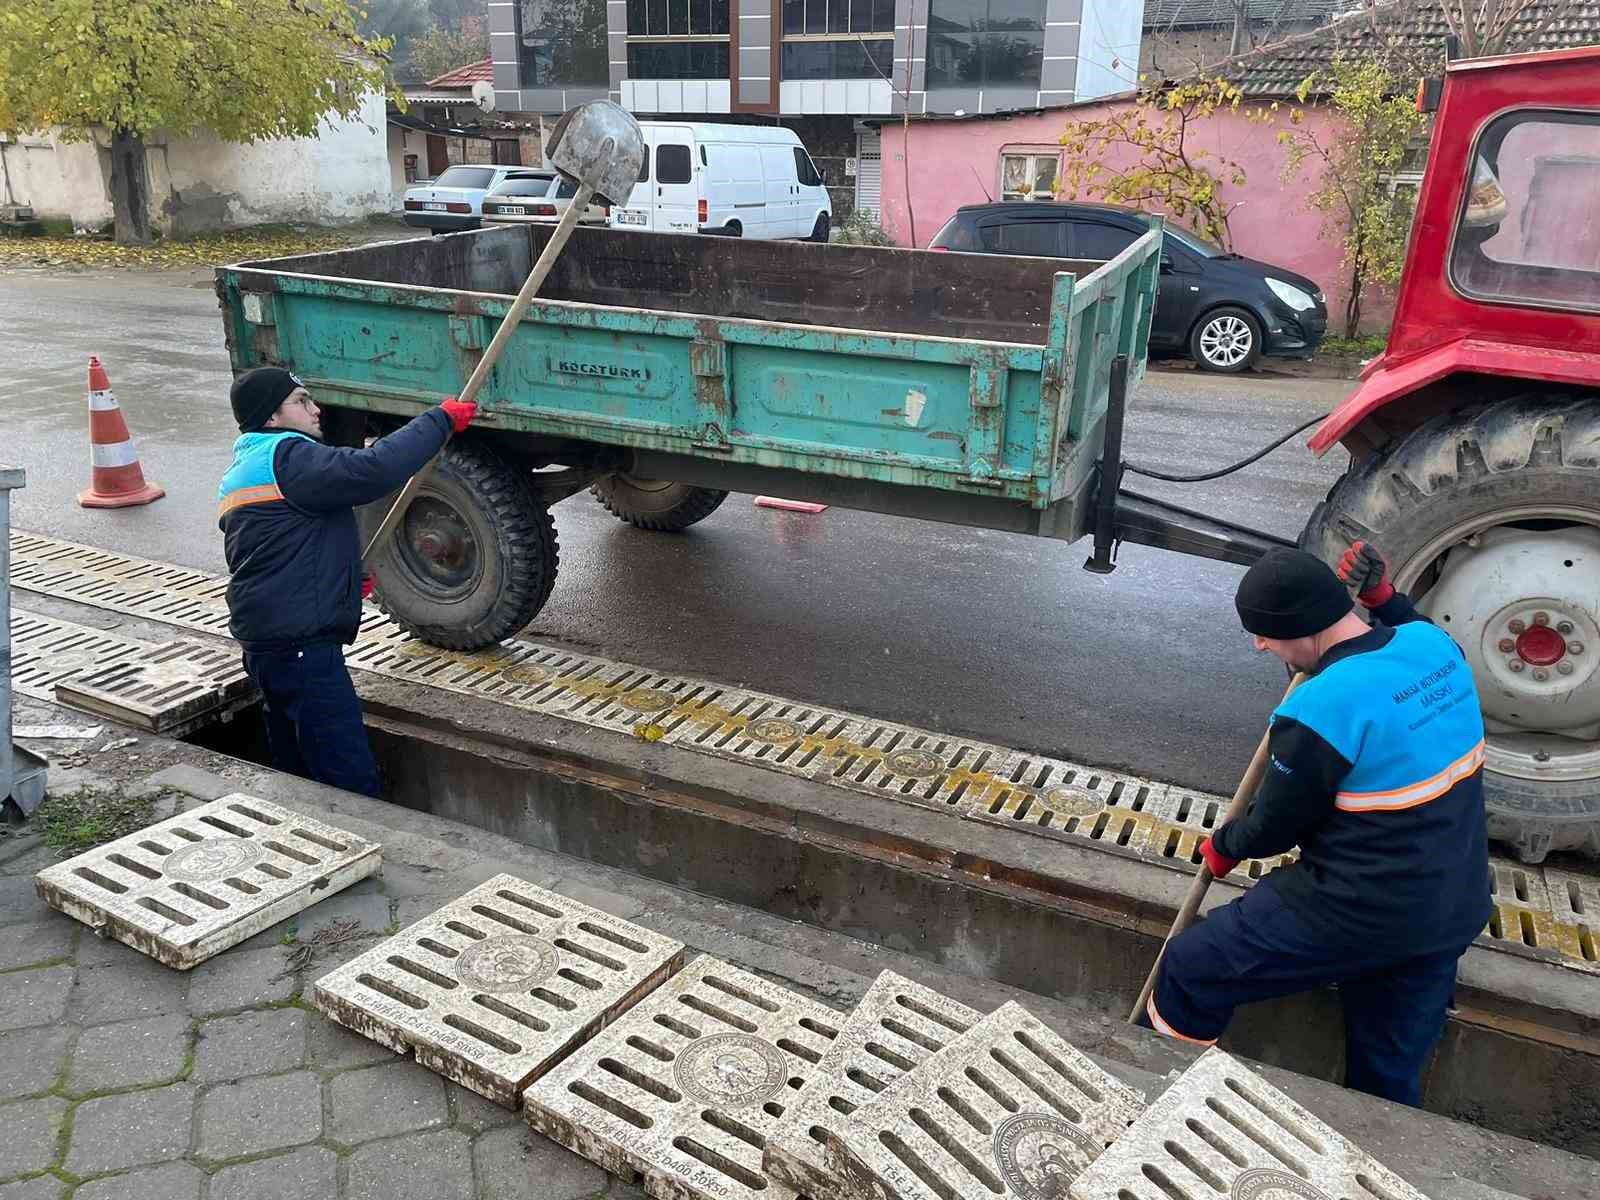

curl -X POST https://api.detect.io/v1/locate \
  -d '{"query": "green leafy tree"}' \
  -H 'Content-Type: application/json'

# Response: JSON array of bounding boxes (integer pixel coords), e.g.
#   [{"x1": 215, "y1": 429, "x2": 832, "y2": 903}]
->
[
  {"x1": 0, "y1": 0, "x2": 390, "y2": 245},
  {"x1": 406, "y1": 13, "x2": 489, "y2": 82},
  {"x1": 1058, "y1": 79, "x2": 1249, "y2": 250},
  {"x1": 1278, "y1": 57, "x2": 1426, "y2": 337}
]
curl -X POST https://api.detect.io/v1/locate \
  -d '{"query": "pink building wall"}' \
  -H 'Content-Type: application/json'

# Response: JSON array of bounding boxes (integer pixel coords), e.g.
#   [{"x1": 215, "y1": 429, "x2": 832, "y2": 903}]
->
[{"x1": 876, "y1": 99, "x2": 1392, "y2": 335}]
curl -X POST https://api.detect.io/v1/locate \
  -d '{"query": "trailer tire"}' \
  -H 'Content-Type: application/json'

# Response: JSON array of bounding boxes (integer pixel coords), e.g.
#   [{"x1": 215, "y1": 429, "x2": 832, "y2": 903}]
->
[
  {"x1": 1301, "y1": 395, "x2": 1600, "y2": 863},
  {"x1": 362, "y1": 438, "x2": 558, "y2": 651},
  {"x1": 590, "y1": 475, "x2": 728, "y2": 531}
]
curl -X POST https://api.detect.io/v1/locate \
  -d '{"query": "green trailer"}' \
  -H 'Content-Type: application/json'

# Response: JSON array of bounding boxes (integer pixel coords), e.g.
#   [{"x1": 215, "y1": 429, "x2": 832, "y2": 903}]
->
[{"x1": 216, "y1": 224, "x2": 1285, "y2": 649}]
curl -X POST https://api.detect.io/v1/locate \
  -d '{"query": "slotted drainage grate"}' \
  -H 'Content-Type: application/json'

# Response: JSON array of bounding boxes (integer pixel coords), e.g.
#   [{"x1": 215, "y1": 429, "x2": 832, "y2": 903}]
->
[
  {"x1": 34, "y1": 794, "x2": 380, "y2": 969},
  {"x1": 524, "y1": 953, "x2": 841, "y2": 1200},
  {"x1": 831, "y1": 1000, "x2": 1145, "y2": 1200},
  {"x1": 9, "y1": 611, "x2": 146, "y2": 701},
  {"x1": 764, "y1": 970, "x2": 981, "y2": 1198},
  {"x1": 9, "y1": 531, "x2": 1598, "y2": 975},
  {"x1": 312, "y1": 873, "x2": 686, "y2": 1108},
  {"x1": 1069, "y1": 1047, "x2": 1426, "y2": 1200},
  {"x1": 54, "y1": 638, "x2": 255, "y2": 735}
]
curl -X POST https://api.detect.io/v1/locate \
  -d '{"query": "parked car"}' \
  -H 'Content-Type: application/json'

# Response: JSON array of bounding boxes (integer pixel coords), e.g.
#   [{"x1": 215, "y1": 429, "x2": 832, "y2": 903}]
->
[
  {"x1": 929, "y1": 202, "x2": 1328, "y2": 372},
  {"x1": 609, "y1": 122, "x2": 831, "y2": 242},
  {"x1": 481, "y1": 170, "x2": 609, "y2": 227},
  {"x1": 402, "y1": 165, "x2": 519, "y2": 234}
]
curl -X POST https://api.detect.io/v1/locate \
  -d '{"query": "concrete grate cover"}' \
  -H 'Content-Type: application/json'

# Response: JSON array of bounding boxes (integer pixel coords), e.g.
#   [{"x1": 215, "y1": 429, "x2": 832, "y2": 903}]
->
[
  {"x1": 8, "y1": 610, "x2": 146, "y2": 701},
  {"x1": 1069, "y1": 1047, "x2": 1428, "y2": 1200},
  {"x1": 524, "y1": 953, "x2": 842, "y2": 1200},
  {"x1": 312, "y1": 873, "x2": 686, "y2": 1108},
  {"x1": 831, "y1": 1000, "x2": 1144, "y2": 1200},
  {"x1": 763, "y1": 970, "x2": 981, "y2": 1198},
  {"x1": 54, "y1": 637, "x2": 256, "y2": 734},
  {"x1": 34, "y1": 794, "x2": 380, "y2": 969}
]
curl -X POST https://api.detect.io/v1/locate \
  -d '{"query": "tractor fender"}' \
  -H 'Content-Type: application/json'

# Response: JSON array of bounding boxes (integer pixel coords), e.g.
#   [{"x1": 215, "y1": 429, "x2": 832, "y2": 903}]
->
[{"x1": 1308, "y1": 337, "x2": 1600, "y2": 456}]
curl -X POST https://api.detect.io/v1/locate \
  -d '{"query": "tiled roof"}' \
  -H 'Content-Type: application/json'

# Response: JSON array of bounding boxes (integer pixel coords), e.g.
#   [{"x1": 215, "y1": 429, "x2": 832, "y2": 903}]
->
[
  {"x1": 425, "y1": 57, "x2": 493, "y2": 88},
  {"x1": 1144, "y1": 0, "x2": 1346, "y2": 29},
  {"x1": 1212, "y1": 0, "x2": 1600, "y2": 96}
]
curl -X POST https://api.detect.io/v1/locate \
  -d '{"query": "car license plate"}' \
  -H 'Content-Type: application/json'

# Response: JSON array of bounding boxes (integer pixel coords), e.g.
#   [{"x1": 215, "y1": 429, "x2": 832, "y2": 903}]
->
[
  {"x1": 423, "y1": 202, "x2": 448, "y2": 211},
  {"x1": 500, "y1": 205, "x2": 525, "y2": 216},
  {"x1": 616, "y1": 210, "x2": 646, "y2": 226}
]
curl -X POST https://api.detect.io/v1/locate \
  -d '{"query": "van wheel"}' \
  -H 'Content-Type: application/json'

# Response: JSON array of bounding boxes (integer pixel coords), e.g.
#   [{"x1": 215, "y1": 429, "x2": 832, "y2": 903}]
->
[
  {"x1": 591, "y1": 475, "x2": 728, "y2": 531},
  {"x1": 725, "y1": 222, "x2": 742, "y2": 238},
  {"x1": 810, "y1": 214, "x2": 830, "y2": 243}
]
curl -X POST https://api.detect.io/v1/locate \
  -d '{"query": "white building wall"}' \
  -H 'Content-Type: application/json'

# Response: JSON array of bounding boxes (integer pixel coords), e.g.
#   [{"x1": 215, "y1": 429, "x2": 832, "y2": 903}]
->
[
  {"x1": 0, "y1": 90, "x2": 391, "y2": 234},
  {"x1": 1074, "y1": 0, "x2": 1142, "y2": 102}
]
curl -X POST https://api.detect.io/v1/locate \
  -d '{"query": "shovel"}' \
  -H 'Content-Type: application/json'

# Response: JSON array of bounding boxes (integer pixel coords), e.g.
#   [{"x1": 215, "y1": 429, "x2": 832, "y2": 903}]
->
[
  {"x1": 362, "y1": 100, "x2": 647, "y2": 563},
  {"x1": 1127, "y1": 671, "x2": 1307, "y2": 1025}
]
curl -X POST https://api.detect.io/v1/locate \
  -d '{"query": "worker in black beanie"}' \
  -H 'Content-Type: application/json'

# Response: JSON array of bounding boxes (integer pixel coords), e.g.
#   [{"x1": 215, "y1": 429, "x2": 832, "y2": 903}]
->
[
  {"x1": 1142, "y1": 545, "x2": 1491, "y2": 1109},
  {"x1": 217, "y1": 370, "x2": 479, "y2": 797}
]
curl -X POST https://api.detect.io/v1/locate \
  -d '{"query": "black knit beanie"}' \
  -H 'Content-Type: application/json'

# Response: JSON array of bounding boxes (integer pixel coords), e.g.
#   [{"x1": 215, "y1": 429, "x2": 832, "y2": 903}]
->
[
  {"x1": 230, "y1": 367, "x2": 304, "y2": 433},
  {"x1": 1235, "y1": 548, "x2": 1353, "y2": 639}
]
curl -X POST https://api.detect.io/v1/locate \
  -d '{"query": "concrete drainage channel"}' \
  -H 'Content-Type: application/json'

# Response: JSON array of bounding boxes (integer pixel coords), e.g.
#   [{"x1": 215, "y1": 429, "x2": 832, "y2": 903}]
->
[{"x1": 8, "y1": 531, "x2": 1600, "y2": 1161}]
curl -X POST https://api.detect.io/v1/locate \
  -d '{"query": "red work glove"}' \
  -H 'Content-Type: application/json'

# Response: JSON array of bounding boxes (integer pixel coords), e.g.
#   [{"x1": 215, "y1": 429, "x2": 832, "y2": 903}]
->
[
  {"x1": 1199, "y1": 836, "x2": 1240, "y2": 879},
  {"x1": 1336, "y1": 539, "x2": 1394, "y2": 608},
  {"x1": 361, "y1": 573, "x2": 375, "y2": 601},
  {"x1": 439, "y1": 396, "x2": 477, "y2": 435}
]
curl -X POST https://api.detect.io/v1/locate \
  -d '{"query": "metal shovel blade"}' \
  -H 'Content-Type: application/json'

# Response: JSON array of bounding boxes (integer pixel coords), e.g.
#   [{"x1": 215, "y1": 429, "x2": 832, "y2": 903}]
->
[{"x1": 545, "y1": 100, "x2": 646, "y2": 208}]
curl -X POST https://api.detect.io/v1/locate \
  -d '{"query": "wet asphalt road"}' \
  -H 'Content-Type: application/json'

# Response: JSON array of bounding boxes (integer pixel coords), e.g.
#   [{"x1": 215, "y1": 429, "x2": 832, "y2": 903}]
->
[{"x1": 0, "y1": 267, "x2": 1351, "y2": 794}]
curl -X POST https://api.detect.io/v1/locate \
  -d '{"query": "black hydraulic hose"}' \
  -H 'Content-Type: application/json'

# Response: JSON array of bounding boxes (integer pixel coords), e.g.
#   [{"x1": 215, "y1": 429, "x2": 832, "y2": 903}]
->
[{"x1": 1122, "y1": 411, "x2": 1330, "y2": 484}]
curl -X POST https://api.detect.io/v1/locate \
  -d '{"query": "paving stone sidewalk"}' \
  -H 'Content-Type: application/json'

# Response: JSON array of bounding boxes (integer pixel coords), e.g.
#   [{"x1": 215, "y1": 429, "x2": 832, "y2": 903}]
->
[{"x1": 0, "y1": 823, "x2": 644, "y2": 1200}]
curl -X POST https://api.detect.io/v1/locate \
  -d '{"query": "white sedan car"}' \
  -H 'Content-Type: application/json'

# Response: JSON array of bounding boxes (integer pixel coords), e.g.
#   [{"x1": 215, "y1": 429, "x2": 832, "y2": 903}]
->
[
  {"x1": 481, "y1": 170, "x2": 609, "y2": 227},
  {"x1": 401, "y1": 164, "x2": 518, "y2": 234}
]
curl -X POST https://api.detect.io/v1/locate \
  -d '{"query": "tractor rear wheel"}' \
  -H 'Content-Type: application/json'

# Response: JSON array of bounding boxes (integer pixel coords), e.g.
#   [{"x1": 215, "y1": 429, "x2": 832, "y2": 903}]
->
[{"x1": 1301, "y1": 395, "x2": 1600, "y2": 863}]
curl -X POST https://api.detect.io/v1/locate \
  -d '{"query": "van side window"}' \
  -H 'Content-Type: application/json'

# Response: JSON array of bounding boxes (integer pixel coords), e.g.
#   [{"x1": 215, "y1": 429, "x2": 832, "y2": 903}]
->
[
  {"x1": 793, "y1": 148, "x2": 822, "y2": 188},
  {"x1": 657, "y1": 144, "x2": 693, "y2": 185}
]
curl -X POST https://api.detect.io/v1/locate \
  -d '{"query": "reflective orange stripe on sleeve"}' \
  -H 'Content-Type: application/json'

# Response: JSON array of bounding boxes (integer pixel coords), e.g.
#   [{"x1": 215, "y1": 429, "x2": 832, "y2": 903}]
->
[
  {"x1": 217, "y1": 484, "x2": 285, "y2": 518},
  {"x1": 1334, "y1": 740, "x2": 1486, "y2": 813}
]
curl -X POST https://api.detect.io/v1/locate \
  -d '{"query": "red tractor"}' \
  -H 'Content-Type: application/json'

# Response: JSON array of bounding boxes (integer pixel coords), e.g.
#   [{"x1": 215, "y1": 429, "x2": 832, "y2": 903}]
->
[{"x1": 1299, "y1": 46, "x2": 1600, "y2": 862}]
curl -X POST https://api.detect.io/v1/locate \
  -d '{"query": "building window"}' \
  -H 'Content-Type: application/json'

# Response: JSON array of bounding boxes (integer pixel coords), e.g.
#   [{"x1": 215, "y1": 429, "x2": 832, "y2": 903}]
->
[
  {"x1": 999, "y1": 151, "x2": 1056, "y2": 200},
  {"x1": 626, "y1": 0, "x2": 730, "y2": 79},
  {"x1": 925, "y1": 0, "x2": 1047, "y2": 90},
  {"x1": 780, "y1": 0, "x2": 894, "y2": 80},
  {"x1": 516, "y1": 0, "x2": 609, "y2": 88},
  {"x1": 781, "y1": 38, "x2": 893, "y2": 80},
  {"x1": 626, "y1": 40, "x2": 731, "y2": 78}
]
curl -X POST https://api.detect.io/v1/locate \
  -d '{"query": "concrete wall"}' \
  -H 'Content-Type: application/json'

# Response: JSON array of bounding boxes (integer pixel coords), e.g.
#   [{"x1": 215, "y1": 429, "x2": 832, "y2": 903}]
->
[
  {"x1": 878, "y1": 97, "x2": 1393, "y2": 333},
  {"x1": 0, "y1": 90, "x2": 391, "y2": 236},
  {"x1": 387, "y1": 125, "x2": 431, "y2": 202}
]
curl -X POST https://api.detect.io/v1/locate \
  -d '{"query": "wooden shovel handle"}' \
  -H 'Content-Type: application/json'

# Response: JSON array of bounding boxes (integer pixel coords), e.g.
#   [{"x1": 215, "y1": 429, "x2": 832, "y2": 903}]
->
[
  {"x1": 361, "y1": 191, "x2": 593, "y2": 564},
  {"x1": 1126, "y1": 672, "x2": 1306, "y2": 1025}
]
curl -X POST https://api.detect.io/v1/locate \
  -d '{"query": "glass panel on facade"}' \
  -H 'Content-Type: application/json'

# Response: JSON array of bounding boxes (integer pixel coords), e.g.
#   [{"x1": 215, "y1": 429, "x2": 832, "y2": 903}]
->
[
  {"x1": 517, "y1": 0, "x2": 609, "y2": 87},
  {"x1": 626, "y1": 40, "x2": 731, "y2": 78},
  {"x1": 783, "y1": 0, "x2": 894, "y2": 35},
  {"x1": 781, "y1": 39, "x2": 893, "y2": 80},
  {"x1": 630, "y1": 0, "x2": 727, "y2": 34},
  {"x1": 925, "y1": 0, "x2": 1045, "y2": 89}
]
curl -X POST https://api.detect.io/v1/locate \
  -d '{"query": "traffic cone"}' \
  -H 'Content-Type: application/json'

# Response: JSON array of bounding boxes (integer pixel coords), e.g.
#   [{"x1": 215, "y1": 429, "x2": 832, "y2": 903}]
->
[{"x1": 78, "y1": 356, "x2": 164, "y2": 509}]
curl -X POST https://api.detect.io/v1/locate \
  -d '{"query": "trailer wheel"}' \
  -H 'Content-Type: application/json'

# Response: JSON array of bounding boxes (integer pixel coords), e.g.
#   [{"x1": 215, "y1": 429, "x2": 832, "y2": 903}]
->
[
  {"x1": 591, "y1": 475, "x2": 728, "y2": 531},
  {"x1": 1301, "y1": 395, "x2": 1600, "y2": 863},
  {"x1": 361, "y1": 438, "x2": 558, "y2": 651}
]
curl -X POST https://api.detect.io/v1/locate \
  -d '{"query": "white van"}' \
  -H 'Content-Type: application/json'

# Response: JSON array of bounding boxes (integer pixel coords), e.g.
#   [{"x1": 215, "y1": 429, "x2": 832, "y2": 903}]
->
[{"x1": 609, "y1": 122, "x2": 832, "y2": 242}]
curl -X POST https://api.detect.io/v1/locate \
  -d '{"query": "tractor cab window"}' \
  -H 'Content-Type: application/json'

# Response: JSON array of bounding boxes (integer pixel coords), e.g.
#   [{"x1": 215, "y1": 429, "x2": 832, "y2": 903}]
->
[{"x1": 1451, "y1": 111, "x2": 1600, "y2": 312}]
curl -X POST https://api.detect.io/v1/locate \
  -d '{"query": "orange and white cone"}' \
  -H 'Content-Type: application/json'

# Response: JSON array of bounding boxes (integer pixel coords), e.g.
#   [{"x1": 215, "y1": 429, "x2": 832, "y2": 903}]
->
[{"x1": 78, "y1": 356, "x2": 165, "y2": 509}]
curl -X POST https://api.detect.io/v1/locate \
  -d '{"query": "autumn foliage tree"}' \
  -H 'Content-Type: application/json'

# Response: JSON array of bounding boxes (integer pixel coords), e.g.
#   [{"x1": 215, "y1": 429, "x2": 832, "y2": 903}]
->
[
  {"x1": 1058, "y1": 79, "x2": 1250, "y2": 251},
  {"x1": 406, "y1": 13, "x2": 489, "y2": 81},
  {"x1": 0, "y1": 0, "x2": 391, "y2": 245}
]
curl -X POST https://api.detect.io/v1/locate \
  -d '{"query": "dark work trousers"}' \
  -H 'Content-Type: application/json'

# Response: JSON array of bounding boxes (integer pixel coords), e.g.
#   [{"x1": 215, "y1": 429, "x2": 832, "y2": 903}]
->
[
  {"x1": 241, "y1": 644, "x2": 382, "y2": 799},
  {"x1": 1144, "y1": 881, "x2": 1468, "y2": 1107}
]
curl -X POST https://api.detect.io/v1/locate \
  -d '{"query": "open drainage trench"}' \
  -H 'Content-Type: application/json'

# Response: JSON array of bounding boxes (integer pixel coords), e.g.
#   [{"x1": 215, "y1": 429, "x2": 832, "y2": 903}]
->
[{"x1": 186, "y1": 700, "x2": 1600, "y2": 1159}]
